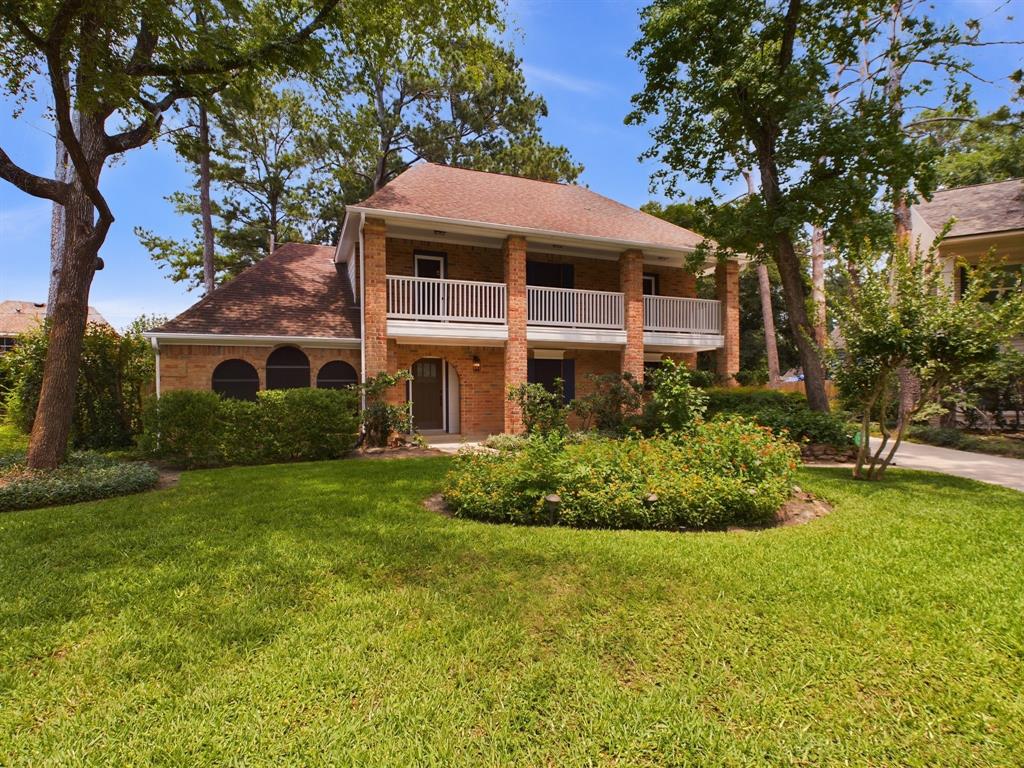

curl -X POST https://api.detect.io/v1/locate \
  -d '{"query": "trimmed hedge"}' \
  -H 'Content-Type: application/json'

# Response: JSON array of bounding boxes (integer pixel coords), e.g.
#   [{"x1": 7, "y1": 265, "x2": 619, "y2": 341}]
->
[
  {"x1": 706, "y1": 387, "x2": 855, "y2": 448},
  {"x1": 0, "y1": 452, "x2": 158, "y2": 512},
  {"x1": 141, "y1": 388, "x2": 360, "y2": 468},
  {"x1": 445, "y1": 420, "x2": 799, "y2": 531}
]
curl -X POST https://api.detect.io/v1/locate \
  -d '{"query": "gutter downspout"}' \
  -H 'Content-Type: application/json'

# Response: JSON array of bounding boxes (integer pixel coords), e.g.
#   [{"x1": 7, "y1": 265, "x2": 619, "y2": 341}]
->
[
  {"x1": 358, "y1": 211, "x2": 367, "y2": 411},
  {"x1": 151, "y1": 337, "x2": 161, "y2": 398}
]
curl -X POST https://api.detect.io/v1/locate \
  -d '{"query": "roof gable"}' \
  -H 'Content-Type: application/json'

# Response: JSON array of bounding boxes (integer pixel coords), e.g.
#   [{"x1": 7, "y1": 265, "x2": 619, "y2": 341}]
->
[
  {"x1": 914, "y1": 178, "x2": 1024, "y2": 238},
  {"x1": 154, "y1": 243, "x2": 359, "y2": 338}
]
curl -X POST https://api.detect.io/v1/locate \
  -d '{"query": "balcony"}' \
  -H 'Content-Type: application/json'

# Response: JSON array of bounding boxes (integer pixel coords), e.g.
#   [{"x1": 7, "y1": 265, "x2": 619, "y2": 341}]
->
[
  {"x1": 385, "y1": 275, "x2": 509, "y2": 343},
  {"x1": 526, "y1": 286, "x2": 626, "y2": 345},
  {"x1": 384, "y1": 275, "x2": 723, "y2": 349}
]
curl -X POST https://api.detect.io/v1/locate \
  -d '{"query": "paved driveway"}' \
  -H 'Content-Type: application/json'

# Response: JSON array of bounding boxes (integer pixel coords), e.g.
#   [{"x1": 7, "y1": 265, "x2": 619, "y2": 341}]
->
[{"x1": 870, "y1": 438, "x2": 1024, "y2": 492}]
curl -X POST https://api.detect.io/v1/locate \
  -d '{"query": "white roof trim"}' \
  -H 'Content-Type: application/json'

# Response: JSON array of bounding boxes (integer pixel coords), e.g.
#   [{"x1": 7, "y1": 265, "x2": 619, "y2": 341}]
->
[
  {"x1": 145, "y1": 332, "x2": 361, "y2": 349},
  {"x1": 344, "y1": 205, "x2": 702, "y2": 258}
]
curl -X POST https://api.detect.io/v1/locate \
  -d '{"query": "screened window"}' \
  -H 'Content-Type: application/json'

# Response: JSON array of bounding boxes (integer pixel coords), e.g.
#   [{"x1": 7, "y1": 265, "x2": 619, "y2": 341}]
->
[
  {"x1": 212, "y1": 359, "x2": 259, "y2": 400},
  {"x1": 266, "y1": 346, "x2": 310, "y2": 389},
  {"x1": 316, "y1": 360, "x2": 358, "y2": 389}
]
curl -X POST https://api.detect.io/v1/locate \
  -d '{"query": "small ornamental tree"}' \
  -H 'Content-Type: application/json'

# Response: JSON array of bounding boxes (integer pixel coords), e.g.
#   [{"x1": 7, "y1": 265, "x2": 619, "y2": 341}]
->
[
  {"x1": 833, "y1": 240, "x2": 1024, "y2": 480},
  {"x1": 360, "y1": 370, "x2": 412, "y2": 447}
]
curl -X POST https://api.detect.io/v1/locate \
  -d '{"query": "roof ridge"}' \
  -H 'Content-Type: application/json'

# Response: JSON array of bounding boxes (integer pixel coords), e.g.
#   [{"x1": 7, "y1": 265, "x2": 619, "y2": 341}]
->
[
  {"x1": 929, "y1": 177, "x2": 1024, "y2": 196},
  {"x1": 418, "y1": 161, "x2": 572, "y2": 187}
]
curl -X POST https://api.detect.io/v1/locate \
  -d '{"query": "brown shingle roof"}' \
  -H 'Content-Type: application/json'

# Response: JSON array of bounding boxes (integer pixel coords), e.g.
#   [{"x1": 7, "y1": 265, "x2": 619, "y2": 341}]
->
[
  {"x1": 0, "y1": 300, "x2": 108, "y2": 336},
  {"x1": 914, "y1": 178, "x2": 1024, "y2": 238},
  {"x1": 154, "y1": 243, "x2": 359, "y2": 338},
  {"x1": 355, "y1": 163, "x2": 706, "y2": 251}
]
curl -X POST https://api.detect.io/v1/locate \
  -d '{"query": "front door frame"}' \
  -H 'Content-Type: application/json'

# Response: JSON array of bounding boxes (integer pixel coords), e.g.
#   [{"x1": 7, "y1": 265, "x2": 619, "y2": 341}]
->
[{"x1": 408, "y1": 357, "x2": 449, "y2": 433}]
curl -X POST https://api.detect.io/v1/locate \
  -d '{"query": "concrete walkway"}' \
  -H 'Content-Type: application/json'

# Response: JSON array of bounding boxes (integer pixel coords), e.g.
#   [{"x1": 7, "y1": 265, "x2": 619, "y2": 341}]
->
[{"x1": 869, "y1": 438, "x2": 1024, "y2": 492}]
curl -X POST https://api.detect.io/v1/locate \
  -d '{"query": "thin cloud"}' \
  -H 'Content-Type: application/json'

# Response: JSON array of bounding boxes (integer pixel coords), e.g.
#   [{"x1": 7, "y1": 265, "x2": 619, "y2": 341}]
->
[
  {"x1": 522, "y1": 64, "x2": 604, "y2": 95},
  {"x1": 0, "y1": 200, "x2": 51, "y2": 241}
]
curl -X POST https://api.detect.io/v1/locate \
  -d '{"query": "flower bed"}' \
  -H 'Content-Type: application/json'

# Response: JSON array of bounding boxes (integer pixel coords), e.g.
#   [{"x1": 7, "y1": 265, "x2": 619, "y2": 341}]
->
[
  {"x1": 445, "y1": 419, "x2": 800, "y2": 531},
  {"x1": 0, "y1": 452, "x2": 159, "y2": 512}
]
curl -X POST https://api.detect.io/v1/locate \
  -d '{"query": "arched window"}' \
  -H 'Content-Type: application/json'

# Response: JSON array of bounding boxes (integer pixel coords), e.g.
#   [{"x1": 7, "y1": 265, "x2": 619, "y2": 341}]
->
[
  {"x1": 266, "y1": 346, "x2": 310, "y2": 389},
  {"x1": 316, "y1": 360, "x2": 358, "y2": 389},
  {"x1": 212, "y1": 359, "x2": 259, "y2": 400}
]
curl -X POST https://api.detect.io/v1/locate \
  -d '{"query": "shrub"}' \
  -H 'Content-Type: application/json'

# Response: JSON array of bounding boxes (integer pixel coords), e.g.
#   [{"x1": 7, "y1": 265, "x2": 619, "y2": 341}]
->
[
  {"x1": 444, "y1": 420, "x2": 799, "y2": 531},
  {"x1": 0, "y1": 452, "x2": 158, "y2": 512},
  {"x1": 642, "y1": 359, "x2": 709, "y2": 434},
  {"x1": 2, "y1": 320, "x2": 156, "y2": 449},
  {"x1": 734, "y1": 365, "x2": 769, "y2": 387},
  {"x1": 571, "y1": 372, "x2": 644, "y2": 434},
  {"x1": 705, "y1": 387, "x2": 854, "y2": 447},
  {"x1": 141, "y1": 387, "x2": 359, "y2": 468},
  {"x1": 482, "y1": 433, "x2": 527, "y2": 452},
  {"x1": 508, "y1": 380, "x2": 568, "y2": 435},
  {"x1": 361, "y1": 370, "x2": 412, "y2": 447}
]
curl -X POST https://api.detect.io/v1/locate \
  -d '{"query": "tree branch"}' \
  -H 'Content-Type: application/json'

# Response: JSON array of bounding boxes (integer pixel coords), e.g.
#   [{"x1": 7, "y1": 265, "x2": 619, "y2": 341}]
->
[
  {"x1": 0, "y1": 145, "x2": 70, "y2": 202},
  {"x1": 124, "y1": 0, "x2": 342, "y2": 78}
]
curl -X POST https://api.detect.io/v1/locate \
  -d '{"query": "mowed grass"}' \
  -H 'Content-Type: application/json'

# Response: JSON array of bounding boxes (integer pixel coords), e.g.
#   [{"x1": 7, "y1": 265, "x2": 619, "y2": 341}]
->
[{"x1": 1, "y1": 458, "x2": 1023, "y2": 766}]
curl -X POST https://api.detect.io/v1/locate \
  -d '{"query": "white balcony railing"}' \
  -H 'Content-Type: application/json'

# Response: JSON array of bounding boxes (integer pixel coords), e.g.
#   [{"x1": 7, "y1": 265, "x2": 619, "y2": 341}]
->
[
  {"x1": 527, "y1": 286, "x2": 624, "y2": 329},
  {"x1": 643, "y1": 295, "x2": 722, "y2": 334},
  {"x1": 386, "y1": 275, "x2": 506, "y2": 324}
]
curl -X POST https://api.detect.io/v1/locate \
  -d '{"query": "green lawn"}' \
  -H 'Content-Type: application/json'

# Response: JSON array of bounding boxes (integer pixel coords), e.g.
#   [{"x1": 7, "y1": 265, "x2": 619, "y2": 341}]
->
[{"x1": 1, "y1": 458, "x2": 1023, "y2": 765}]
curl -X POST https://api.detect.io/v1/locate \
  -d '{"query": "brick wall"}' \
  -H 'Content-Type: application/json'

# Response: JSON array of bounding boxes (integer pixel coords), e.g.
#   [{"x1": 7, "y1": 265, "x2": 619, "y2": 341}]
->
[
  {"x1": 715, "y1": 260, "x2": 741, "y2": 385},
  {"x1": 503, "y1": 235, "x2": 528, "y2": 433},
  {"x1": 363, "y1": 217, "x2": 388, "y2": 376},
  {"x1": 390, "y1": 342, "x2": 505, "y2": 436},
  {"x1": 643, "y1": 264, "x2": 697, "y2": 298},
  {"x1": 525, "y1": 251, "x2": 620, "y2": 293},
  {"x1": 159, "y1": 343, "x2": 360, "y2": 393},
  {"x1": 620, "y1": 248, "x2": 645, "y2": 381},
  {"x1": 386, "y1": 238, "x2": 504, "y2": 282}
]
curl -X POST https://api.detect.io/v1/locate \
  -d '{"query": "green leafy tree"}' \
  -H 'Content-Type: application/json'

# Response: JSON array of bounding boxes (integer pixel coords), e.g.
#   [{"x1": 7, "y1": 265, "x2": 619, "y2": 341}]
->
[
  {"x1": 316, "y1": 0, "x2": 581, "y2": 197},
  {"x1": 627, "y1": 0, "x2": 984, "y2": 412},
  {"x1": 138, "y1": 86, "x2": 323, "y2": 289},
  {"x1": 913, "y1": 106, "x2": 1024, "y2": 188},
  {"x1": 0, "y1": 0, "x2": 339, "y2": 468},
  {"x1": 833, "y1": 240, "x2": 1024, "y2": 480}
]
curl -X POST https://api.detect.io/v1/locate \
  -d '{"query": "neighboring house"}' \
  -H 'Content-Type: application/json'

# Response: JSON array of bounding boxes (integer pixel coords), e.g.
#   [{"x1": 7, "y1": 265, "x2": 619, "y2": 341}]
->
[
  {"x1": 0, "y1": 300, "x2": 109, "y2": 353},
  {"x1": 147, "y1": 163, "x2": 742, "y2": 436},
  {"x1": 912, "y1": 178, "x2": 1024, "y2": 352}
]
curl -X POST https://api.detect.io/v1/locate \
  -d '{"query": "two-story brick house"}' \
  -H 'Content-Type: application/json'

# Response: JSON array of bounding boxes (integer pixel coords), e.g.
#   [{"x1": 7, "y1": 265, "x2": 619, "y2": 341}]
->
[{"x1": 148, "y1": 163, "x2": 742, "y2": 436}]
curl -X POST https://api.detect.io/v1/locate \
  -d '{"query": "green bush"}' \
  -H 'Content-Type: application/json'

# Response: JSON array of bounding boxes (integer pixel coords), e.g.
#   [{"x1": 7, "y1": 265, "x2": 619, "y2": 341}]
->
[
  {"x1": 2, "y1": 320, "x2": 156, "y2": 449},
  {"x1": 361, "y1": 370, "x2": 412, "y2": 447},
  {"x1": 0, "y1": 452, "x2": 158, "y2": 512},
  {"x1": 141, "y1": 387, "x2": 360, "y2": 468},
  {"x1": 706, "y1": 387, "x2": 854, "y2": 447},
  {"x1": 508, "y1": 380, "x2": 568, "y2": 435},
  {"x1": 642, "y1": 359, "x2": 709, "y2": 434},
  {"x1": 571, "y1": 372, "x2": 644, "y2": 434},
  {"x1": 444, "y1": 420, "x2": 799, "y2": 531}
]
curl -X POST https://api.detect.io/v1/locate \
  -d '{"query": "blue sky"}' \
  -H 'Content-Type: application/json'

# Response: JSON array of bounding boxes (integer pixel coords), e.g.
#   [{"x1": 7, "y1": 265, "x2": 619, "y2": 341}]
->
[{"x1": 2, "y1": 0, "x2": 1023, "y2": 327}]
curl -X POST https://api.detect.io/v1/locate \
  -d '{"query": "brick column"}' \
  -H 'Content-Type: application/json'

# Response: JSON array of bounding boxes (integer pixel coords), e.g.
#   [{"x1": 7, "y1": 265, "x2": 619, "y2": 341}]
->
[
  {"x1": 679, "y1": 270, "x2": 698, "y2": 370},
  {"x1": 715, "y1": 259, "x2": 740, "y2": 386},
  {"x1": 503, "y1": 235, "x2": 528, "y2": 433},
  {"x1": 620, "y1": 248, "x2": 645, "y2": 381},
  {"x1": 363, "y1": 217, "x2": 388, "y2": 377}
]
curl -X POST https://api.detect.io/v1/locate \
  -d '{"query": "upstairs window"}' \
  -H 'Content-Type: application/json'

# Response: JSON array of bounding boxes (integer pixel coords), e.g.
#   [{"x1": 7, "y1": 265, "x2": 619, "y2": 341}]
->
[
  {"x1": 643, "y1": 273, "x2": 659, "y2": 296},
  {"x1": 266, "y1": 346, "x2": 310, "y2": 389},
  {"x1": 212, "y1": 359, "x2": 259, "y2": 401}
]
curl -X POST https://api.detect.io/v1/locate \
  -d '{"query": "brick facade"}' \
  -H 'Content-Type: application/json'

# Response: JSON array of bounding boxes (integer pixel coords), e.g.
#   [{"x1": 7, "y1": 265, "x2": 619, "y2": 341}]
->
[
  {"x1": 363, "y1": 217, "x2": 388, "y2": 376},
  {"x1": 159, "y1": 343, "x2": 360, "y2": 393},
  {"x1": 715, "y1": 260, "x2": 741, "y2": 386},
  {"x1": 620, "y1": 248, "x2": 645, "y2": 381},
  {"x1": 503, "y1": 235, "x2": 528, "y2": 433}
]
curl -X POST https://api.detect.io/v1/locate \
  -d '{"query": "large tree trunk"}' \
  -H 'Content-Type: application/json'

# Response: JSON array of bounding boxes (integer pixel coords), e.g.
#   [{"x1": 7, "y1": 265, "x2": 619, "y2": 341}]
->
[
  {"x1": 810, "y1": 224, "x2": 827, "y2": 348},
  {"x1": 27, "y1": 114, "x2": 106, "y2": 469},
  {"x1": 772, "y1": 231, "x2": 831, "y2": 411},
  {"x1": 48, "y1": 134, "x2": 68, "y2": 312},
  {"x1": 757, "y1": 264, "x2": 781, "y2": 385},
  {"x1": 198, "y1": 103, "x2": 216, "y2": 295}
]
